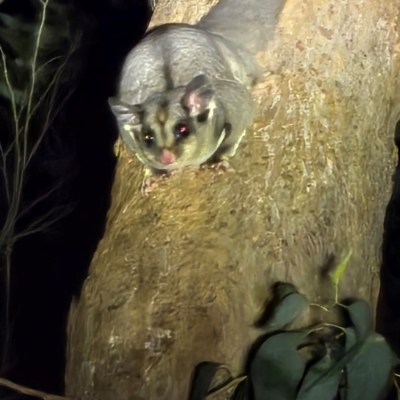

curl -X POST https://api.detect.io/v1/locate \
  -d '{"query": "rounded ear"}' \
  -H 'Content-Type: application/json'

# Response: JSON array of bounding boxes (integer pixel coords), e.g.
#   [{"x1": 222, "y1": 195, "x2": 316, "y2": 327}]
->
[
  {"x1": 182, "y1": 75, "x2": 215, "y2": 116},
  {"x1": 108, "y1": 97, "x2": 143, "y2": 126}
]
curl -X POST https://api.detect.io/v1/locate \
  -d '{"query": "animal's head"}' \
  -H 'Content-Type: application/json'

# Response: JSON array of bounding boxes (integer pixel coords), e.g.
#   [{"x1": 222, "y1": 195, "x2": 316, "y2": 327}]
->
[{"x1": 108, "y1": 75, "x2": 225, "y2": 171}]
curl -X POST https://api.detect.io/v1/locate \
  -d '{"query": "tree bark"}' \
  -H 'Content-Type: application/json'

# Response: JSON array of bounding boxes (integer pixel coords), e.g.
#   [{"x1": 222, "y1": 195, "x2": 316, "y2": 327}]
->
[{"x1": 66, "y1": 1, "x2": 400, "y2": 399}]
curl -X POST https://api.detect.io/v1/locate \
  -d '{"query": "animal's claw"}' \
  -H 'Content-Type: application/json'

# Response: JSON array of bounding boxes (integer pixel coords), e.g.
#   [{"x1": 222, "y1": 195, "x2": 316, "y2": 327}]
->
[{"x1": 211, "y1": 159, "x2": 235, "y2": 173}]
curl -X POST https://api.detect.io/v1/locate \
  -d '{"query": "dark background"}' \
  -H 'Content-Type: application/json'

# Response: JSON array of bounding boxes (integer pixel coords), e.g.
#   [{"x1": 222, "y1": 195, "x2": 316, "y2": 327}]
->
[
  {"x1": 0, "y1": 0, "x2": 399, "y2": 398},
  {"x1": 0, "y1": 0, "x2": 151, "y2": 395}
]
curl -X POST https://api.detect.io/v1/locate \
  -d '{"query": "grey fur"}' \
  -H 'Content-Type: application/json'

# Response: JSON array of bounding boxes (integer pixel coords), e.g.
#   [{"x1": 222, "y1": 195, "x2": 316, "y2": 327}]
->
[
  {"x1": 109, "y1": 0, "x2": 286, "y2": 181},
  {"x1": 197, "y1": 0, "x2": 286, "y2": 55}
]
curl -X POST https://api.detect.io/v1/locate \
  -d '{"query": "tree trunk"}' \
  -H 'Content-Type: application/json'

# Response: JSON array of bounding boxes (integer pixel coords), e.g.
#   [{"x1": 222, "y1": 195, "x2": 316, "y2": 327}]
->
[{"x1": 65, "y1": 1, "x2": 400, "y2": 399}]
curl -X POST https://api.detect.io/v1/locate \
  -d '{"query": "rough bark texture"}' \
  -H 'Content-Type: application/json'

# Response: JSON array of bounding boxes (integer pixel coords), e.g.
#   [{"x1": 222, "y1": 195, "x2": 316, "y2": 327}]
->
[{"x1": 66, "y1": 1, "x2": 400, "y2": 399}]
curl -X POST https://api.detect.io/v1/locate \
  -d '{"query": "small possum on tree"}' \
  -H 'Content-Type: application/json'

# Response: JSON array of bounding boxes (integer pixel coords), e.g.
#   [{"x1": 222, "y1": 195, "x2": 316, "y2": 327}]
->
[{"x1": 109, "y1": 0, "x2": 287, "y2": 194}]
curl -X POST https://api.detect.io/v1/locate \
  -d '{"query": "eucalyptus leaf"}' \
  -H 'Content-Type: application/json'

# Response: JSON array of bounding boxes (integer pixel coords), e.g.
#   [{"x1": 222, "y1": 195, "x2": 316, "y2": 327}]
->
[
  {"x1": 344, "y1": 327, "x2": 358, "y2": 351},
  {"x1": 250, "y1": 331, "x2": 307, "y2": 400},
  {"x1": 263, "y1": 284, "x2": 309, "y2": 330},
  {"x1": 346, "y1": 299, "x2": 372, "y2": 343},
  {"x1": 344, "y1": 330, "x2": 393, "y2": 400},
  {"x1": 232, "y1": 378, "x2": 249, "y2": 400},
  {"x1": 275, "y1": 282, "x2": 300, "y2": 298},
  {"x1": 296, "y1": 354, "x2": 342, "y2": 399},
  {"x1": 189, "y1": 362, "x2": 231, "y2": 400},
  {"x1": 303, "y1": 328, "x2": 359, "y2": 391}
]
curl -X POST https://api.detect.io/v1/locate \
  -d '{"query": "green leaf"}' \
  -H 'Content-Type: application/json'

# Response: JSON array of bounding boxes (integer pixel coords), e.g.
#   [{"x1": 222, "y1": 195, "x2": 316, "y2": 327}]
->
[
  {"x1": 344, "y1": 327, "x2": 358, "y2": 351},
  {"x1": 232, "y1": 378, "x2": 249, "y2": 400},
  {"x1": 330, "y1": 250, "x2": 352, "y2": 283},
  {"x1": 250, "y1": 331, "x2": 307, "y2": 400},
  {"x1": 346, "y1": 299, "x2": 372, "y2": 343},
  {"x1": 189, "y1": 362, "x2": 231, "y2": 400},
  {"x1": 344, "y1": 331, "x2": 393, "y2": 400},
  {"x1": 303, "y1": 328, "x2": 360, "y2": 391},
  {"x1": 275, "y1": 282, "x2": 300, "y2": 298},
  {"x1": 263, "y1": 283, "x2": 309, "y2": 330},
  {"x1": 296, "y1": 354, "x2": 342, "y2": 400}
]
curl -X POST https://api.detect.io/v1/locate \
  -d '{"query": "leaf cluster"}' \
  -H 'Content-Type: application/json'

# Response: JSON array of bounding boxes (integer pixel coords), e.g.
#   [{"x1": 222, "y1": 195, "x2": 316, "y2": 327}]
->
[{"x1": 189, "y1": 282, "x2": 398, "y2": 400}]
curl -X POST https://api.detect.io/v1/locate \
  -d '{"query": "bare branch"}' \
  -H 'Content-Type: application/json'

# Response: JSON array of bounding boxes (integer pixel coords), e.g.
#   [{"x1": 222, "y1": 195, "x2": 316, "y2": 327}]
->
[
  {"x1": 0, "y1": 377, "x2": 68, "y2": 400},
  {"x1": 29, "y1": 87, "x2": 74, "y2": 163},
  {"x1": 0, "y1": 47, "x2": 19, "y2": 133},
  {"x1": 17, "y1": 180, "x2": 64, "y2": 220},
  {"x1": 3, "y1": 246, "x2": 11, "y2": 359},
  {"x1": 0, "y1": 46, "x2": 20, "y2": 205},
  {"x1": 34, "y1": 55, "x2": 63, "y2": 76},
  {"x1": 15, "y1": 204, "x2": 72, "y2": 240},
  {"x1": 0, "y1": 0, "x2": 78, "y2": 242},
  {"x1": 22, "y1": 0, "x2": 49, "y2": 171},
  {"x1": 26, "y1": 32, "x2": 81, "y2": 167},
  {"x1": 0, "y1": 144, "x2": 10, "y2": 204},
  {"x1": 0, "y1": 2, "x2": 78, "y2": 362}
]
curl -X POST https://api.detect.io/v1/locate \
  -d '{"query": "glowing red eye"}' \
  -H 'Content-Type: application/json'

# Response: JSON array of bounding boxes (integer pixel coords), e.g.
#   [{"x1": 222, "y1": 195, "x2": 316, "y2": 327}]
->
[{"x1": 174, "y1": 123, "x2": 190, "y2": 139}]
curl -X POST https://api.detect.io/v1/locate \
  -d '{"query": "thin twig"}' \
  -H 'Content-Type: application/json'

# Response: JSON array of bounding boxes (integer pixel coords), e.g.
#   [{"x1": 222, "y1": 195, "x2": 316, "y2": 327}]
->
[
  {"x1": 16, "y1": 181, "x2": 64, "y2": 220},
  {"x1": 15, "y1": 204, "x2": 72, "y2": 240},
  {"x1": 27, "y1": 49, "x2": 72, "y2": 123},
  {"x1": 0, "y1": 377, "x2": 68, "y2": 400},
  {"x1": 34, "y1": 55, "x2": 63, "y2": 76},
  {"x1": 28, "y1": 87, "x2": 75, "y2": 166},
  {"x1": 27, "y1": 35, "x2": 80, "y2": 167},
  {"x1": 0, "y1": 48, "x2": 19, "y2": 135},
  {"x1": 2, "y1": 247, "x2": 12, "y2": 367},
  {"x1": 0, "y1": 46, "x2": 19, "y2": 205},
  {"x1": 0, "y1": 47, "x2": 20, "y2": 346},
  {"x1": 1, "y1": 136, "x2": 16, "y2": 158},
  {"x1": 22, "y1": 0, "x2": 49, "y2": 172},
  {"x1": 0, "y1": 144, "x2": 10, "y2": 205}
]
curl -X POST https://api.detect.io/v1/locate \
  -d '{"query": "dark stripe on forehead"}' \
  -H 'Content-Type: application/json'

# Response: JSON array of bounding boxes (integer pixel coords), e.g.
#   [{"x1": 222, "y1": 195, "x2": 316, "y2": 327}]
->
[
  {"x1": 155, "y1": 102, "x2": 169, "y2": 144},
  {"x1": 156, "y1": 107, "x2": 169, "y2": 124},
  {"x1": 162, "y1": 64, "x2": 174, "y2": 91}
]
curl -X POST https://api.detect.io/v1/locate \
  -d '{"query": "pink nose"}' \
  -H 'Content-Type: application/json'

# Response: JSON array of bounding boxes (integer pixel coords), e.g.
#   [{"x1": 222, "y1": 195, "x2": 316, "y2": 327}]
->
[{"x1": 160, "y1": 149, "x2": 176, "y2": 165}]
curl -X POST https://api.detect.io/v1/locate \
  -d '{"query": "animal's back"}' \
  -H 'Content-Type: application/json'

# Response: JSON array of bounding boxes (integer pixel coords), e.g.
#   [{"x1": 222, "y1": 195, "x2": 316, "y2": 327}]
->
[{"x1": 117, "y1": 23, "x2": 253, "y2": 104}]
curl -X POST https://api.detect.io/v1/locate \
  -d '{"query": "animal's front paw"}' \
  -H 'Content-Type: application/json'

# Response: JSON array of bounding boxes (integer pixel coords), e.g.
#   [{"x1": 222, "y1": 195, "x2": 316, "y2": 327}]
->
[
  {"x1": 140, "y1": 168, "x2": 182, "y2": 195},
  {"x1": 141, "y1": 174, "x2": 161, "y2": 195},
  {"x1": 140, "y1": 167, "x2": 162, "y2": 195},
  {"x1": 210, "y1": 159, "x2": 235, "y2": 173}
]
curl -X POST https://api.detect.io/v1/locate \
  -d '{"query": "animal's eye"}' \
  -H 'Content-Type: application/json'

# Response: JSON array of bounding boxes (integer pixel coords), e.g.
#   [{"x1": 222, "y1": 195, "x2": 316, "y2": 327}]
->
[
  {"x1": 174, "y1": 123, "x2": 190, "y2": 140},
  {"x1": 143, "y1": 132, "x2": 155, "y2": 146}
]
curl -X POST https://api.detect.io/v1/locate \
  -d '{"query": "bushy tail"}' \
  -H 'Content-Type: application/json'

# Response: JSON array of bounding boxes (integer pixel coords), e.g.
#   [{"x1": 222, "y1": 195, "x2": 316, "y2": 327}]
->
[{"x1": 196, "y1": 0, "x2": 286, "y2": 56}]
